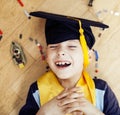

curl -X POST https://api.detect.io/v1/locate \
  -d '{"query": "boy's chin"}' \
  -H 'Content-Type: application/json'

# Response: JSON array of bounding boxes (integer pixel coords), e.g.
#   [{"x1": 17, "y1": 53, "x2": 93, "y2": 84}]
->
[{"x1": 55, "y1": 72, "x2": 72, "y2": 80}]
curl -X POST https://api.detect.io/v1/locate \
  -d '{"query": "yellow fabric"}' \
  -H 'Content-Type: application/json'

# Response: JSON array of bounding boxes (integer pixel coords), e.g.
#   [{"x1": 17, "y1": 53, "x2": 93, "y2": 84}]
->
[
  {"x1": 79, "y1": 21, "x2": 89, "y2": 68},
  {"x1": 37, "y1": 71, "x2": 96, "y2": 114},
  {"x1": 37, "y1": 71, "x2": 64, "y2": 105},
  {"x1": 82, "y1": 70, "x2": 96, "y2": 105}
]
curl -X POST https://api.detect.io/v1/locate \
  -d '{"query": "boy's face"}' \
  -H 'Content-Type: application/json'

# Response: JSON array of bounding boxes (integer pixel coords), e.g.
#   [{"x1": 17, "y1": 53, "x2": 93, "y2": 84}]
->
[{"x1": 46, "y1": 39, "x2": 84, "y2": 79}]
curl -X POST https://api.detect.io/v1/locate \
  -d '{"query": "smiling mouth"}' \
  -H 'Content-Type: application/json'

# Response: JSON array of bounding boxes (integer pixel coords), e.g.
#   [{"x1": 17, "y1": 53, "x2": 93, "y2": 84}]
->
[{"x1": 55, "y1": 61, "x2": 71, "y2": 67}]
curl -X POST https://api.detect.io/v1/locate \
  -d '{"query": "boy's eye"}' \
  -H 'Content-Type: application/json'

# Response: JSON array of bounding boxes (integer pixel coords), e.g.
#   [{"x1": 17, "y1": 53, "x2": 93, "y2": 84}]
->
[
  {"x1": 68, "y1": 46, "x2": 77, "y2": 48},
  {"x1": 49, "y1": 45, "x2": 58, "y2": 49}
]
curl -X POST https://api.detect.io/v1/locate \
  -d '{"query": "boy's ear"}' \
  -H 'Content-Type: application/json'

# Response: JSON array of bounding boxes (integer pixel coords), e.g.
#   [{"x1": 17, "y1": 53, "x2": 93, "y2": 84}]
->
[{"x1": 88, "y1": 49, "x2": 95, "y2": 63}]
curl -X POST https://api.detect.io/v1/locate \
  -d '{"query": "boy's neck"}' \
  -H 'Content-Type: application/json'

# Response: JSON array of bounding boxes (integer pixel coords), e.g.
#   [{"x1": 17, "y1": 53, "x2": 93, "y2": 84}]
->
[{"x1": 58, "y1": 74, "x2": 81, "y2": 89}]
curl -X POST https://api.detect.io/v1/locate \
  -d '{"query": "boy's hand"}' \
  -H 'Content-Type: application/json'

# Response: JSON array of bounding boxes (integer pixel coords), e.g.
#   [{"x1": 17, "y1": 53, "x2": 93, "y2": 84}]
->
[
  {"x1": 36, "y1": 92, "x2": 67, "y2": 115},
  {"x1": 57, "y1": 87, "x2": 104, "y2": 115}
]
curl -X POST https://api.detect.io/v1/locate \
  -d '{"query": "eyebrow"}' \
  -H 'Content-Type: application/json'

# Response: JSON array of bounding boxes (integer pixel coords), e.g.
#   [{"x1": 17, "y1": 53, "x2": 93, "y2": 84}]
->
[{"x1": 67, "y1": 40, "x2": 79, "y2": 43}]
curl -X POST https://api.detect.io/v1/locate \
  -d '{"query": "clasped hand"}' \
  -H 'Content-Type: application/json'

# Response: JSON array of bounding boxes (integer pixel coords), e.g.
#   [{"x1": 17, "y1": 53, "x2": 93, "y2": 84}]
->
[{"x1": 37, "y1": 87, "x2": 104, "y2": 115}]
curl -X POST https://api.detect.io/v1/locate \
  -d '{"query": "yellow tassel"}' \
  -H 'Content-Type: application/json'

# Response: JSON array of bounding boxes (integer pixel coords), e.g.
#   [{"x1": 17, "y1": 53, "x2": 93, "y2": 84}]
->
[
  {"x1": 78, "y1": 21, "x2": 89, "y2": 68},
  {"x1": 83, "y1": 70, "x2": 96, "y2": 105}
]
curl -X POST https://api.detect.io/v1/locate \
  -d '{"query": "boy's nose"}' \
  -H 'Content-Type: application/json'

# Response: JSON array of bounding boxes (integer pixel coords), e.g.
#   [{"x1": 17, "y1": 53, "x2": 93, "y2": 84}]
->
[{"x1": 57, "y1": 50, "x2": 65, "y2": 56}]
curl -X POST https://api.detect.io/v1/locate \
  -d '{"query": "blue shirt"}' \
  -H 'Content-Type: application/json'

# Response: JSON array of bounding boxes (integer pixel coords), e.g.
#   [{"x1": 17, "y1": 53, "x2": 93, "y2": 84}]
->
[{"x1": 19, "y1": 78, "x2": 120, "y2": 115}]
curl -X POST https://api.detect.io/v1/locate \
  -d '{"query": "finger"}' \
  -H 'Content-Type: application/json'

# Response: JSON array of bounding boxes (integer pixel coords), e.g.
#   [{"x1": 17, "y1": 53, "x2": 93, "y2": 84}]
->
[
  {"x1": 72, "y1": 111, "x2": 84, "y2": 115},
  {"x1": 57, "y1": 87, "x2": 82, "y2": 99},
  {"x1": 57, "y1": 89, "x2": 70, "y2": 99},
  {"x1": 58, "y1": 92, "x2": 84, "y2": 106},
  {"x1": 65, "y1": 106, "x2": 82, "y2": 114},
  {"x1": 58, "y1": 98, "x2": 77, "y2": 106},
  {"x1": 58, "y1": 96, "x2": 86, "y2": 107},
  {"x1": 68, "y1": 87, "x2": 82, "y2": 93},
  {"x1": 68, "y1": 92, "x2": 84, "y2": 99}
]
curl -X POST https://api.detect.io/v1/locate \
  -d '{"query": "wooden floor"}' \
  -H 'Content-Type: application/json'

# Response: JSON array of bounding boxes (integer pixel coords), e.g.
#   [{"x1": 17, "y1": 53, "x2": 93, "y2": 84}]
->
[{"x1": 0, "y1": 0, "x2": 120, "y2": 114}]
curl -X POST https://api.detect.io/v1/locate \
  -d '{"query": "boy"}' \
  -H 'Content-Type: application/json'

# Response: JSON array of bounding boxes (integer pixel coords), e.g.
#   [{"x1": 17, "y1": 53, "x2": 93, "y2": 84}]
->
[{"x1": 19, "y1": 11, "x2": 120, "y2": 115}]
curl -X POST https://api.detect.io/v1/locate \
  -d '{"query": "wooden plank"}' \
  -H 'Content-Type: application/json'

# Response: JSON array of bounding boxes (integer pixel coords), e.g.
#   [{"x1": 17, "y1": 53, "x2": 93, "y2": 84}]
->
[{"x1": 0, "y1": 0, "x2": 120, "y2": 115}]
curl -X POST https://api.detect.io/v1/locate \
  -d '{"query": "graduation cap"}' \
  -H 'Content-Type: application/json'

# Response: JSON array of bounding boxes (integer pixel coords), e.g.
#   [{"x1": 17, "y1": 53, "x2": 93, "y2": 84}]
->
[{"x1": 30, "y1": 11, "x2": 109, "y2": 67}]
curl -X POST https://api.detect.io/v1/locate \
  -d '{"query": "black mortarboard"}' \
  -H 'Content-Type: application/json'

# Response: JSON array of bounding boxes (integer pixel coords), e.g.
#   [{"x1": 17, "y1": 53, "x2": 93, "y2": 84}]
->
[{"x1": 30, "y1": 11, "x2": 109, "y2": 49}]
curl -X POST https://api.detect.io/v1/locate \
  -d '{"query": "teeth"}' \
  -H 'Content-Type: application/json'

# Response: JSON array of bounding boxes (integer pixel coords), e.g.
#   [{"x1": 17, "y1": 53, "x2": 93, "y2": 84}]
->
[
  {"x1": 62, "y1": 62, "x2": 65, "y2": 65},
  {"x1": 66, "y1": 62, "x2": 70, "y2": 64},
  {"x1": 55, "y1": 61, "x2": 71, "y2": 66}
]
